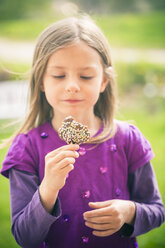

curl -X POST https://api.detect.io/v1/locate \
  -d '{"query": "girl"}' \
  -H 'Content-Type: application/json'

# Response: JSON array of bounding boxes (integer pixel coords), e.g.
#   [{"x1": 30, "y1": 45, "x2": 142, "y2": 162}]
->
[{"x1": 1, "y1": 16, "x2": 164, "y2": 248}]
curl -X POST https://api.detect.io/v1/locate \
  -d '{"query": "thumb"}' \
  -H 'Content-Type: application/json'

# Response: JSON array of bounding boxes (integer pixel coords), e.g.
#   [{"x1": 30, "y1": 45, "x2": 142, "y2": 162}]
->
[{"x1": 88, "y1": 200, "x2": 112, "y2": 209}]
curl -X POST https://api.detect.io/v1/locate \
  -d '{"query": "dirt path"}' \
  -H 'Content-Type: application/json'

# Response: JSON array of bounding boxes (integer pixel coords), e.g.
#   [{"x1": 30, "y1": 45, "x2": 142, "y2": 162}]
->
[
  {"x1": 0, "y1": 39, "x2": 34, "y2": 63},
  {"x1": 0, "y1": 38, "x2": 165, "y2": 64}
]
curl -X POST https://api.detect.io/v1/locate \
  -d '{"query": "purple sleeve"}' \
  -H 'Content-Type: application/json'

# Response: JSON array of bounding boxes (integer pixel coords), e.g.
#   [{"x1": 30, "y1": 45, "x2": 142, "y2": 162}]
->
[
  {"x1": 126, "y1": 125, "x2": 155, "y2": 173},
  {"x1": 128, "y1": 162, "x2": 165, "y2": 237},
  {"x1": 9, "y1": 168, "x2": 61, "y2": 248},
  {"x1": 1, "y1": 134, "x2": 37, "y2": 177}
]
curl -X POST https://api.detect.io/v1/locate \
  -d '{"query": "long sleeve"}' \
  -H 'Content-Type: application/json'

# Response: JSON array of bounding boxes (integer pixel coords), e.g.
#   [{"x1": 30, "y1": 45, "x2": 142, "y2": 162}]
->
[
  {"x1": 9, "y1": 168, "x2": 61, "y2": 248},
  {"x1": 128, "y1": 162, "x2": 165, "y2": 237}
]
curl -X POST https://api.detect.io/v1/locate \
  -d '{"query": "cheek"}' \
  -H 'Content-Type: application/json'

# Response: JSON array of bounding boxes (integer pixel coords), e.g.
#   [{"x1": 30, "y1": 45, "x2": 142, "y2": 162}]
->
[
  {"x1": 87, "y1": 88, "x2": 101, "y2": 105},
  {"x1": 43, "y1": 86, "x2": 57, "y2": 106}
]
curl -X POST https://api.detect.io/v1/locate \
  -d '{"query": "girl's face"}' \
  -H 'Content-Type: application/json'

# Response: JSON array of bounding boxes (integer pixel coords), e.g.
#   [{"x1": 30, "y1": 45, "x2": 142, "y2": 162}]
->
[{"x1": 42, "y1": 41, "x2": 108, "y2": 126}]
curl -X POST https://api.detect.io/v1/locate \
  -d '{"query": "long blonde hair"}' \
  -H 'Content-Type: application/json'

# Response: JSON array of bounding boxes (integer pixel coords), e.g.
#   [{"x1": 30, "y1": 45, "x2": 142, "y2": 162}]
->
[{"x1": 4, "y1": 15, "x2": 118, "y2": 145}]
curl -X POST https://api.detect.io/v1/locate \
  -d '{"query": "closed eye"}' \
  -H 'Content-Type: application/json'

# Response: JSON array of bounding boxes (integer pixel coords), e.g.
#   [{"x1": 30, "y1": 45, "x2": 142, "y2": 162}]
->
[
  {"x1": 80, "y1": 76, "x2": 93, "y2": 80},
  {"x1": 53, "y1": 75, "x2": 65, "y2": 79}
]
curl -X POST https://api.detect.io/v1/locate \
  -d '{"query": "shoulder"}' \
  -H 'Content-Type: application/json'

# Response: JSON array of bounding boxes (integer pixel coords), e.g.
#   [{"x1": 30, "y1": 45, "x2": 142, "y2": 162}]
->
[
  {"x1": 114, "y1": 120, "x2": 140, "y2": 144},
  {"x1": 10, "y1": 121, "x2": 50, "y2": 153},
  {"x1": 115, "y1": 120, "x2": 147, "y2": 143},
  {"x1": 27, "y1": 121, "x2": 51, "y2": 139},
  {"x1": 1, "y1": 121, "x2": 50, "y2": 178},
  {"x1": 115, "y1": 119, "x2": 139, "y2": 133},
  {"x1": 6, "y1": 133, "x2": 32, "y2": 160},
  {"x1": 114, "y1": 120, "x2": 154, "y2": 172}
]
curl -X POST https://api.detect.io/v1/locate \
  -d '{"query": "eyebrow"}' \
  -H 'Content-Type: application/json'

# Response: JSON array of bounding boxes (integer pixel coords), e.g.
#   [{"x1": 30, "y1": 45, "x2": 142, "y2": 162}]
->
[{"x1": 47, "y1": 65, "x2": 98, "y2": 70}]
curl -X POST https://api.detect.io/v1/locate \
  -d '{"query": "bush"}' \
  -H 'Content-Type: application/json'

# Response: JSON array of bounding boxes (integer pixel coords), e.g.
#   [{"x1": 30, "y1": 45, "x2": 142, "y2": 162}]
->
[
  {"x1": 0, "y1": 0, "x2": 50, "y2": 20},
  {"x1": 115, "y1": 62, "x2": 165, "y2": 95}
]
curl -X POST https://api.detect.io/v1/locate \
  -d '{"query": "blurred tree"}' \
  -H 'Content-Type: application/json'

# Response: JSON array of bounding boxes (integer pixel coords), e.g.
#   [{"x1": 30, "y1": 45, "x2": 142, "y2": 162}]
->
[
  {"x1": 0, "y1": 0, "x2": 24, "y2": 20},
  {"x1": 0, "y1": 0, "x2": 50, "y2": 20},
  {"x1": 71, "y1": 0, "x2": 138, "y2": 13},
  {"x1": 103, "y1": 0, "x2": 137, "y2": 13},
  {"x1": 1, "y1": 0, "x2": 165, "y2": 20},
  {"x1": 146, "y1": 0, "x2": 165, "y2": 10},
  {"x1": 70, "y1": 0, "x2": 165, "y2": 13}
]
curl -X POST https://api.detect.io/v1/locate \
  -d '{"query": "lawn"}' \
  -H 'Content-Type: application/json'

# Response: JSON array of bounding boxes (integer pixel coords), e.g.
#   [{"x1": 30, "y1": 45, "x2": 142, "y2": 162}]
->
[
  {"x1": 0, "y1": 105, "x2": 165, "y2": 247},
  {"x1": 0, "y1": 121, "x2": 20, "y2": 247},
  {"x1": 95, "y1": 11, "x2": 165, "y2": 48},
  {"x1": 119, "y1": 106, "x2": 165, "y2": 248}
]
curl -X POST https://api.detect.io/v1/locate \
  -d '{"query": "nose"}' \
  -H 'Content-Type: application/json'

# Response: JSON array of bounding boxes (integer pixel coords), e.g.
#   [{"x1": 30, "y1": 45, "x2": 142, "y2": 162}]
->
[{"x1": 65, "y1": 79, "x2": 80, "y2": 93}]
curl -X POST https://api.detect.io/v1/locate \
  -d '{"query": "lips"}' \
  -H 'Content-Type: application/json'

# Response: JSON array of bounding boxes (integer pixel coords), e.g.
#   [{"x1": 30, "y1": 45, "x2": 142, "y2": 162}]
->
[{"x1": 63, "y1": 99, "x2": 84, "y2": 103}]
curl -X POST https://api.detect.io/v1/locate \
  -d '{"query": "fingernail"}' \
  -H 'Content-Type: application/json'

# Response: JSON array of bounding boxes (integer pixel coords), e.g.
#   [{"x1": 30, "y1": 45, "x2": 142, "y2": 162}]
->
[{"x1": 75, "y1": 151, "x2": 79, "y2": 157}]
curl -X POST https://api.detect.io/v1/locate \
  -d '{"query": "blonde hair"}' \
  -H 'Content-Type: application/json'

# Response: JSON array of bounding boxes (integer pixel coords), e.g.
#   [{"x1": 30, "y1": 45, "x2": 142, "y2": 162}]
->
[{"x1": 4, "y1": 15, "x2": 118, "y2": 145}]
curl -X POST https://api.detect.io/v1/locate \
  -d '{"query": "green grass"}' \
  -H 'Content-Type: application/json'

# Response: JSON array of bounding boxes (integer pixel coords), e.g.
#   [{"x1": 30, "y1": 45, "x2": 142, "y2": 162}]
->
[
  {"x1": 0, "y1": 173, "x2": 19, "y2": 247},
  {"x1": 95, "y1": 11, "x2": 165, "y2": 48},
  {"x1": 0, "y1": 105, "x2": 165, "y2": 247},
  {"x1": 0, "y1": 120, "x2": 20, "y2": 248},
  {"x1": 0, "y1": 11, "x2": 165, "y2": 48},
  {"x1": 118, "y1": 107, "x2": 165, "y2": 248},
  {"x1": 0, "y1": 19, "x2": 55, "y2": 41}
]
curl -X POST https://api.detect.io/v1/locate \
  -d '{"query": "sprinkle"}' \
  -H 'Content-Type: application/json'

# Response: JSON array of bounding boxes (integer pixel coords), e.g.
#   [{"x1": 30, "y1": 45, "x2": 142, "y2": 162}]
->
[{"x1": 58, "y1": 116, "x2": 90, "y2": 145}]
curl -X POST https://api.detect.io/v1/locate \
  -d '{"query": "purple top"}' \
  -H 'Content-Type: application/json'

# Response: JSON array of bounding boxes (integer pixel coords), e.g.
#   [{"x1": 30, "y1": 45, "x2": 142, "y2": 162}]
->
[{"x1": 1, "y1": 120, "x2": 164, "y2": 248}]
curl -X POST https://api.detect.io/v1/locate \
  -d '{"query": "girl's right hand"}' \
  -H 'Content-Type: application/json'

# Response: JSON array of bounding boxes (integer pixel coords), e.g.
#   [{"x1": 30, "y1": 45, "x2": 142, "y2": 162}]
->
[{"x1": 39, "y1": 144, "x2": 79, "y2": 213}]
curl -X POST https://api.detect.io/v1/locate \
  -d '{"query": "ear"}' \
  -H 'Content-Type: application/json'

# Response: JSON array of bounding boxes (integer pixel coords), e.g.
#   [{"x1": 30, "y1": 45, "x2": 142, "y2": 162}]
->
[
  {"x1": 100, "y1": 76, "x2": 109, "y2": 93},
  {"x1": 40, "y1": 82, "x2": 45, "y2": 92}
]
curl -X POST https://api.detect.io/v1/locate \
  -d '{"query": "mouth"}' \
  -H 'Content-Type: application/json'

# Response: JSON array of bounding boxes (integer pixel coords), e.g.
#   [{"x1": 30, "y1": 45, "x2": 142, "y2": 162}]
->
[{"x1": 63, "y1": 99, "x2": 84, "y2": 103}]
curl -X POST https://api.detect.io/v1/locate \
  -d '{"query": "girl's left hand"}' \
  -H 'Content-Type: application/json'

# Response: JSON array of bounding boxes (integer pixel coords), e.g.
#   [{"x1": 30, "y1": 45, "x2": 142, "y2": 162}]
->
[{"x1": 83, "y1": 200, "x2": 135, "y2": 237}]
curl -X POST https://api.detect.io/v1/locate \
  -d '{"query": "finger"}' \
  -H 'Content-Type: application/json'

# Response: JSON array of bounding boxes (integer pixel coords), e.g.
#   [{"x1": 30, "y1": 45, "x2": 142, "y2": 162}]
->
[
  {"x1": 56, "y1": 157, "x2": 76, "y2": 170},
  {"x1": 48, "y1": 144, "x2": 79, "y2": 157},
  {"x1": 62, "y1": 164, "x2": 74, "y2": 176},
  {"x1": 92, "y1": 229, "x2": 116, "y2": 237},
  {"x1": 85, "y1": 221, "x2": 112, "y2": 231},
  {"x1": 83, "y1": 216, "x2": 111, "y2": 224},
  {"x1": 48, "y1": 150, "x2": 79, "y2": 164},
  {"x1": 83, "y1": 207, "x2": 112, "y2": 219},
  {"x1": 88, "y1": 201, "x2": 112, "y2": 209}
]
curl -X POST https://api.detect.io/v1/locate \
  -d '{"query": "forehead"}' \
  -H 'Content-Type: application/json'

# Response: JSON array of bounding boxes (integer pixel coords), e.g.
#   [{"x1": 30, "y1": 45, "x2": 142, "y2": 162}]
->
[{"x1": 47, "y1": 41, "x2": 103, "y2": 68}]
